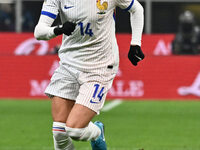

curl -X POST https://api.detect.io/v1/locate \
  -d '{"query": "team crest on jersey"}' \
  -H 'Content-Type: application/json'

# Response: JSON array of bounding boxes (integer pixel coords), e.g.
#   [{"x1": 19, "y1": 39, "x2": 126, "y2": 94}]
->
[{"x1": 96, "y1": 0, "x2": 108, "y2": 14}]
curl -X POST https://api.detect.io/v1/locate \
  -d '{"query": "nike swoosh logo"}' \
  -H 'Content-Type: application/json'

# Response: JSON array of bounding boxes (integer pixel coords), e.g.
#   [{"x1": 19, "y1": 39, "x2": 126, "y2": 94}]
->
[
  {"x1": 64, "y1": 6, "x2": 74, "y2": 9},
  {"x1": 135, "y1": 55, "x2": 142, "y2": 60},
  {"x1": 90, "y1": 99, "x2": 99, "y2": 104}
]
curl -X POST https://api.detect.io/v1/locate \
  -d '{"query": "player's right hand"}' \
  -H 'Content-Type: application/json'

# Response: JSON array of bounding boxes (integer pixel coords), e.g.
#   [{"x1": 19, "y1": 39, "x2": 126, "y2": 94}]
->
[{"x1": 54, "y1": 21, "x2": 76, "y2": 36}]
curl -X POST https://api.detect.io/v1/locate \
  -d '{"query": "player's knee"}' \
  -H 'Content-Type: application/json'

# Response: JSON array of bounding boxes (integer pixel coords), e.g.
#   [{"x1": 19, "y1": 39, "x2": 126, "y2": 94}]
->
[{"x1": 65, "y1": 126, "x2": 88, "y2": 141}]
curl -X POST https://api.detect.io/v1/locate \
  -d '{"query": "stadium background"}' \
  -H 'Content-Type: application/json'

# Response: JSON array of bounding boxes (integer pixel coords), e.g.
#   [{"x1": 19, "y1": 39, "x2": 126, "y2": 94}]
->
[{"x1": 0, "y1": 0, "x2": 200, "y2": 150}]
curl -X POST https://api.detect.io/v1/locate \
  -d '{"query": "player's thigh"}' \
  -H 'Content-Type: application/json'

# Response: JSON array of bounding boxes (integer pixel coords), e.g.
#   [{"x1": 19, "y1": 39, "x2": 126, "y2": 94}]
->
[
  {"x1": 66, "y1": 103, "x2": 97, "y2": 128},
  {"x1": 52, "y1": 96, "x2": 75, "y2": 122}
]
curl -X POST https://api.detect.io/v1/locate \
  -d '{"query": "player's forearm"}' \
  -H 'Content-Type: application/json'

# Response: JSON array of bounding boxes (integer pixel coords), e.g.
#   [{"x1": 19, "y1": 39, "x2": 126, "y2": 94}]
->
[
  {"x1": 129, "y1": 0, "x2": 144, "y2": 46},
  {"x1": 34, "y1": 23, "x2": 56, "y2": 40},
  {"x1": 34, "y1": 15, "x2": 56, "y2": 40}
]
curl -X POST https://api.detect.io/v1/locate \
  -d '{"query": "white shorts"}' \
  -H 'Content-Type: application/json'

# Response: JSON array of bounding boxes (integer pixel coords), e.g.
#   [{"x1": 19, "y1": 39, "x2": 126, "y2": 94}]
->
[{"x1": 45, "y1": 64, "x2": 116, "y2": 114}]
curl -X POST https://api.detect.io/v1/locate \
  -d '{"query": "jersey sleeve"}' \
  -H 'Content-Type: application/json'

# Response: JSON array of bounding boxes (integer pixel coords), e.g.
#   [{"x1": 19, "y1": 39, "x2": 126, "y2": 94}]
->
[
  {"x1": 41, "y1": 0, "x2": 59, "y2": 19},
  {"x1": 115, "y1": 0, "x2": 134, "y2": 11},
  {"x1": 116, "y1": 0, "x2": 144, "y2": 46}
]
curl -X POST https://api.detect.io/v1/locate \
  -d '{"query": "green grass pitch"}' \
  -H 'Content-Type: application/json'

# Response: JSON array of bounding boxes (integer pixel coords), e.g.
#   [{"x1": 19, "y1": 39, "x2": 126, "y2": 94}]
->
[{"x1": 0, "y1": 99, "x2": 200, "y2": 150}]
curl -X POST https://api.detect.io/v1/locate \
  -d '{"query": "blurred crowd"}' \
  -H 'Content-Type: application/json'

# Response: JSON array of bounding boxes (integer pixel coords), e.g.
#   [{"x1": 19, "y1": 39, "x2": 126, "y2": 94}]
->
[
  {"x1": 172, "y1": 10, "x2": 200, "y2": 54},
  {"x1": 0, "y1": 3, "x2": 35, "y2": 32},
  {"x1": 0, "y1": 4, "x2": 15, "y2": 31},
  {"x1": 0, "y1": 3, "x2": 200, "y2": 55}
]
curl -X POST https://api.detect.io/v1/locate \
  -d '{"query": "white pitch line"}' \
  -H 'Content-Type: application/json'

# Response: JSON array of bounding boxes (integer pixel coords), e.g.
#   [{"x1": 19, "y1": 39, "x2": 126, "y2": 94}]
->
[{"x1": 102, "y1": 99, "x2": 123, "y2": 112}]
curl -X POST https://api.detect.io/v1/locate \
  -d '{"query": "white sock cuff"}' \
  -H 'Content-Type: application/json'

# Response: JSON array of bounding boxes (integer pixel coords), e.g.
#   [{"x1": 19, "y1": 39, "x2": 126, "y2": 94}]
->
[
  {"x1": 65, "y1": 126, "x2": 85, "y2": 139},
  {"x1": 53, "y1": 122, "x2": 66, "y2": 132},
  {"x1": 53, "y1": 122, "x2": 66, "y2": 127},
  {"x1": 53, "y1": 122, "x2": 75, "y2": 150},
  {"x1": 89, "y1": 122, "x2": 101, "y2": 140},
  {"x1": 65, "y1": 122, "x2": 101, "y2": 141}
]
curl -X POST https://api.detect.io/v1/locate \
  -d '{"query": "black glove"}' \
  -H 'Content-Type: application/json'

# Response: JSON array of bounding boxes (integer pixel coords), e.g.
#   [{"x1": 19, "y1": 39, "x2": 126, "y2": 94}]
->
[
  {"x1": 54, "y1": 21, "x2": 76, "y2": 36},
  {"x1": 128, "y1": 45, "x2": 145, "y2": 66}
]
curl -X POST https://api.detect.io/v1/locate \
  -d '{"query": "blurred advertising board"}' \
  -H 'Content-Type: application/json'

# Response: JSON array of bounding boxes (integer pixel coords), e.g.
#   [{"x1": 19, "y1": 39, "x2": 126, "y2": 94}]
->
[
  {"x1": 0, "y1": 33, "x2": 174, "y2": 56},
  {"x1": 0, "y1": 33, "x2": 199, "y2": 100}
]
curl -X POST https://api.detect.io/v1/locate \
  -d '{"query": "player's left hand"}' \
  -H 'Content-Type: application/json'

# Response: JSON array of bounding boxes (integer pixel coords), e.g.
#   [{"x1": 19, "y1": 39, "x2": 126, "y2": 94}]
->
[
  {"x1": 128, "y1": 45, "x2": 145, "y2": 66},
  {"x1": 54, "y1": 21, "x2": 76, "y2": 36}
]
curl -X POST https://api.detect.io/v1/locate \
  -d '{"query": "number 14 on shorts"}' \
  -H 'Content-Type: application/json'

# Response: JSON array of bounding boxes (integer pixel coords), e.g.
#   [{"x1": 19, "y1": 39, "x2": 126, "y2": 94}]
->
[{"x1": 90, "y1": 84, "x2": 104, "y2": 104}]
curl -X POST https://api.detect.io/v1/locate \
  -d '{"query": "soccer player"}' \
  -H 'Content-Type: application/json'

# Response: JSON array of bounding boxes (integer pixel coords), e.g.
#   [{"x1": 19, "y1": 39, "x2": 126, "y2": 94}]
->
[{"x1": 34, "y1": 0, "x2": 144, "y2": 149}]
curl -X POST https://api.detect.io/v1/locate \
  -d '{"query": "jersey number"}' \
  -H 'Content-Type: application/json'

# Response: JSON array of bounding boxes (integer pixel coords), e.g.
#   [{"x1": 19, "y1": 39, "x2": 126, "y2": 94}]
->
[
  {"x1": 78, "y1": 22, "x2": 94, "y2": 37},
  {"x1": 90, "y1": 84, "x2": 104, "y2": 104}
]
